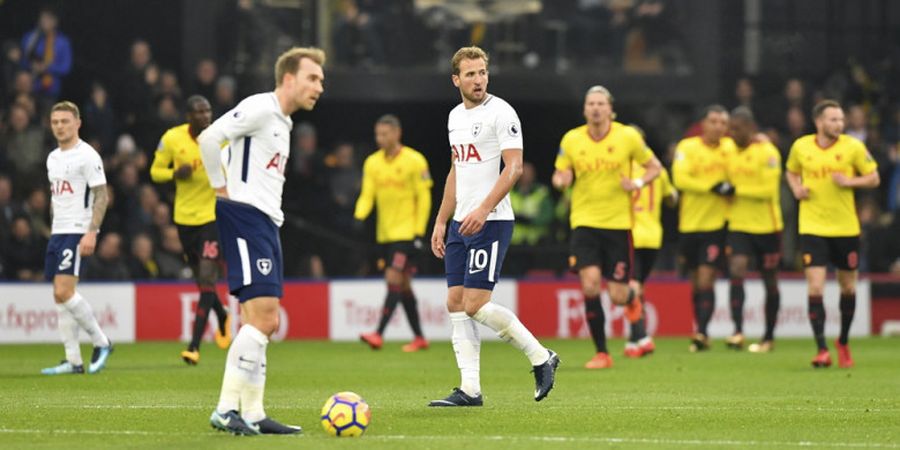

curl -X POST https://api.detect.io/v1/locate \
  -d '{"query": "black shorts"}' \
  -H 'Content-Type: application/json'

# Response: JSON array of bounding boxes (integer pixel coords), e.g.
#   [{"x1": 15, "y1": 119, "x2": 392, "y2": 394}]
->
[
  {"x1": 177, "y1": 222, "x2": 221, "y2": 267},
  {"x1": 378, "y1": 241, "x2": 419, "y2": 274},
  {"x1": 569, "y1": 227, "x2": 632, "y2": 283},
  {"x1": 727, "y1": 231, "x2": 782, "y2": 270},
  {"x1": 679, "y1": 229, "x2": 726, "y2": 270},
  {"x1": 800, "y1": 234, "x2": 860, "y2": 271},
  {"x1": 632, "y1": 248, "x2": 659, "y2": 283}
]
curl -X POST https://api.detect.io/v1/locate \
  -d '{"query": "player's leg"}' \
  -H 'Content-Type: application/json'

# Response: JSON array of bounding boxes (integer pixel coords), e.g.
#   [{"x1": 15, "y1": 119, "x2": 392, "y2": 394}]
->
[
  {"x1": 360, "y1": 257, "x2": 404, "y2": 349},
  {"x1": 43, "y1": 238, "x2": 85, "y2": 375},
  {"x1": 430, "y1": 221, "x2": 481, "y2": 406},
  {"x1": 690, "y1": 231, "x2": 722, "y2": 352},
  {"x1": 625, "y1": 248, "x2": 656, "y2": 358},
  {"x1": 751, "y1": 234, "x2": 781, "y2": 353},
  {"x1": 399, "y1": 270, "x2": 428, "y2": 352},
  {"x1": 834, "y1": 236, "x2": 860, "y2": 368},
  {"x1": 726, "y1": 245, "x2": 749, "y2": 349},
  {"x1": 570, "y1": 228, "x2": 611, "y2": 368},
  {"x1": 800, "y1": 235, "x2": 831, "y2": 367}
]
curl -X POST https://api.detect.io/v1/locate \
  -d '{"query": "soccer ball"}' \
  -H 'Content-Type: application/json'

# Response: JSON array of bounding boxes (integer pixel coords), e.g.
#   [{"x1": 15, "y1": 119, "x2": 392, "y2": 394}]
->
[{"x1": 320, "y1": 391, "x2": 371, "y2": 437}]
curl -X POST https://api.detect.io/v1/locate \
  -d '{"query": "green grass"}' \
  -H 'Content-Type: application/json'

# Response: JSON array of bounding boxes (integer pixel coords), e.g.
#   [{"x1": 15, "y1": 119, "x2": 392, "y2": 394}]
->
[{"x1": 0, "y1": 338, "x2": 898, "y2": 449}]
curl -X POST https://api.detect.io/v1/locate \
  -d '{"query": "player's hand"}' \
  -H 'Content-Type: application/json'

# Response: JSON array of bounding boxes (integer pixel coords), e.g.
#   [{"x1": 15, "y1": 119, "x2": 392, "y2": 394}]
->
[
  {"x1": 791, "y1": 184, "x2": 810, "y2": 200},
  {"x1": 214, "y1": 187, "x2": 229, "y2": 198},
  {"x1": 832, "y1": 172, "x2": 852, "y2": 187},
  {"x1": 79, "y1": 231, "x2": 98, "y2": 257},
  {"x1": 174, "y1": 164, "x2": 193, "y2": 180},
  {"x1": 711, "y1": 181, "x2": 735, "y2": 196},
  {"x1": 620, "y1": 177, "x2": 644, "y2": 192},
  {"x1": 459, "y1": 206, "x2": 489, "y2": 236},
  {"x1": 431, "y1": 223, "x2": 446, "y2": 259},
  {"x1": 552, "y1": 170, "x2": 573, "y2": 190}
]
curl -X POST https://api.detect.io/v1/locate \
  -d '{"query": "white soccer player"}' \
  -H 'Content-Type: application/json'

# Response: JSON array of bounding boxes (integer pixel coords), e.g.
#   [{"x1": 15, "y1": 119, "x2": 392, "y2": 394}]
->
[
  {"x1": 429, "y1": 46, "x2": 559, "y2": 407},
  {"x1": 199, "y1": 47, "x2": 325, "y2": 435},
  {"x1": 42, "y1": 101, "x2": 114, "y2": 375}
]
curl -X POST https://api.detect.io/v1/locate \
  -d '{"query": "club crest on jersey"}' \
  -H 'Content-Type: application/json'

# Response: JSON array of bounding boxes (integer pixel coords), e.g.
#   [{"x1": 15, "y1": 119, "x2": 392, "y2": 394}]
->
[
  {"x1": 471, "y1": 122, "x2": 482, "y2": 137},
  {"x1": 256, "y1": 258, "x2": 272, "y2": 275}
]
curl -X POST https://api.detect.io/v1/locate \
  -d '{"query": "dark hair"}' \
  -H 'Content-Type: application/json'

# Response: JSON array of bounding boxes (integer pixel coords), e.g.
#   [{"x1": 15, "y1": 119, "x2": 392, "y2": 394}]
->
[
  {"x1": 730, "y1": 106, "x2": 755, "y2": 123},
  {"x1": 812, "y1": 100, "x2": 842, "y2": 119},
  {"x1": 186, "y1": 95, "x2": 210, "y2": 111},
  {"x1": 703, "y1": 104, "x2": 728, "y2": 119},
  {"x1": 376, "y1": 114, "x2": 401, "y2": 128}
]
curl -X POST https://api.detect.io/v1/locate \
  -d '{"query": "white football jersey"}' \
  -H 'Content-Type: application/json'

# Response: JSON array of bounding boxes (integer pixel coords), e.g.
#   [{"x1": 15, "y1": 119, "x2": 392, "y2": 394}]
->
[
  {"x1": 447, "y1": 94, "x2": 523, "y2": 221},
  {"x1": 46, "y1": 140, "x2": 107, "y2": 234},
  {"x1": 199, "y1": 92, "x2": 292, "y2": 226}
]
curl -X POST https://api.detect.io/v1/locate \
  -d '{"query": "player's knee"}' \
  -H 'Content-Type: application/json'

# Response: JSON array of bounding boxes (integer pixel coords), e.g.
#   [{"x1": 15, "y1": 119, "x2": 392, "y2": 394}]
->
[
  {"x1": 463, "y1": 301, "x2": 484, "y2": 317},
  {"x1": 53, "y1": 285, "x2": 73, "y2": 303}
]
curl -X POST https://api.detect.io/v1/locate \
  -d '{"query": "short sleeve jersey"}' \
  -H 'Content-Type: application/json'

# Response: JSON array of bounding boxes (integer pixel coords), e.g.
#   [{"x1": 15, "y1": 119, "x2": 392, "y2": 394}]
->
[{"x1": 47, "y1": 140, "x2": 107, "y2": 234}]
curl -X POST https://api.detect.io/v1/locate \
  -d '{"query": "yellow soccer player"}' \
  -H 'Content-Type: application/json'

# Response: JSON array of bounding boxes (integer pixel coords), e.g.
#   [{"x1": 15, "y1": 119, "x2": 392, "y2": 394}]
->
[
  {"x1": 786, "y1": 100, "x2": 879, "y2": 369},
  {"x1": 672, "y1": 105, "x2": 736, "y2": 352},
  {"x1": 628, "y1": 139, "x2": 677, "y2": 358},
  {"x1": 356, "y1": 114, "x2": 432, "y2": 352},
  {"x1": 725, "y1": 107, "x2": 783, "y2": 352},
  {"x1": 151, "y1": 95, "x2": 231, "y2": 365},
  {"x1": 552, "y1": 86, "x2": 661, "y2": 369}
]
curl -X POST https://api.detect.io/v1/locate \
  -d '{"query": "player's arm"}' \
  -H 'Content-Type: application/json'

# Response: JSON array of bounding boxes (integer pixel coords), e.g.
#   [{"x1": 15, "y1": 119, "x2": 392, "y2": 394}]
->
[
  {"x1": 149, "y1": 134, "x2": 176, "y2": 183},
  {"x1": 736, "y1": 146, "x2": 781, "y2": 199},
  {"x1": 660, "y1": 168, "x2": 679, "y2": 207},
  {"x1": 80, "y1": 155, "x2": 109, "y2": 256},
  {"x1": 459, "y1": 148, "x2": 523, "y2": 236},
  {"x1": 353, "y1": 159, "x2": 375, "y2": 221},
  {"x1": 198, "y1": 103, "x2": 264, "y2": 197},
  {"x1": 672, "y1": 145, "x2": 713, "y2": 193},
  {"x1": 785, "y1": 142, "x2": 809, "y2": 200},
  {"x1": 833, "y1": 144, "x2": 880, "y2": 189},
  {"x1": 623, "y1": 154, "x2": 662, "y2": 192},
  {"x1": 431, "y1": 158, "x2": 457, "y2": 259},
  {"x1": 552, "y1": 141, "x2": 573, "y2": 190},
  {"x1": 414, "y1": 157, "x2": 433, "y2": 238}
]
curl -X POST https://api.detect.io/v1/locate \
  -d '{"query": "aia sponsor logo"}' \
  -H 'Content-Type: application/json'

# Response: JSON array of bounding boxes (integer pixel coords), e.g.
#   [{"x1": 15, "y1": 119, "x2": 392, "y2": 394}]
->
[
  {"x1": 452, "y1": 144, "x2": 482, "y2": 162},
  {"x1": 50, "y1": 179, "x2": 74, "y2": 195},
  {"x1": 266, "y1": 153, "x2": 288, "y2": 174}
]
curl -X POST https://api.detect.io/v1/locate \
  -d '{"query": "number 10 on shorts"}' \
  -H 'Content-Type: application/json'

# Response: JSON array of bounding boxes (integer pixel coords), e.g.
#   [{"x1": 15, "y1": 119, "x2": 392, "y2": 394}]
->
[{"x1": 468, "y1": 241, "x2": 499, "y2": 282}]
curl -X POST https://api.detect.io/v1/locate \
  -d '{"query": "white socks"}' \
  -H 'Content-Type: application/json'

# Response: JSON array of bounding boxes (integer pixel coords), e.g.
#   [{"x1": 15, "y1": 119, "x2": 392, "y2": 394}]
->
[
  {"x1": 61, "y1": 292, "x2": 110, "y2": 348},
  {"x1": 55, "y1": 304, "x2": 82, "y2": 366},
  {"x1": 450, "y1": 312, "x2": 481, "y2": 397},
  {"x1": 472, "y1": 302, "x2": 550, "y2": 366},
  {"x1": 217, "y1": 324, "x2": 268, "y2": 422}
]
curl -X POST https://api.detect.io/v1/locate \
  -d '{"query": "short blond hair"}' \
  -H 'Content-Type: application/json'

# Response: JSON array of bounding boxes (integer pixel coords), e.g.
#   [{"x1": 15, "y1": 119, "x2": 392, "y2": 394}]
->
[
  {"x1": 451, "y1": 46, "x2": 489, "y2": 75},
  {"x1": 274, "y1": 47, "x2": 326, "y2": 87},
  {"x1": 50, "y1": 101, "x2": 80, "y2": 120}
]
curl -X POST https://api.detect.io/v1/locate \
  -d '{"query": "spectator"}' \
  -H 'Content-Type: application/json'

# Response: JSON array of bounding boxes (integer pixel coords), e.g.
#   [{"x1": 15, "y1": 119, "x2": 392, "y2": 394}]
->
[
  {"x1": 82, "y1": 82, "x2": 117, "y2": 154},
  {"x1": 326, "y1": 142, "x2": 361, "y2": 234},
  {"x1": 157, "y1": 69, "x2": 183, "y2": 103},
  {"x1": 193, "y1": 59, "x2": 217, "y2": 101},
  {"x1": 119, "y1": 40, "x2": 154, "y2": 128},
  {"x1": 10, "y1": 70, "x2": 33, "y2": 104},
  {"x1": 212, "y1": 75, "x2": 237, "y2": 117},
  {"x1": 111, "y1": 163, "x2": 145, "y2": 237},
  {"x1": 510, "y1": 161, "x2": 554, "y2": 245},
  {"x1": 732, "y1": 76, "x2": 762, "y2": 120},
  {"x1": 332, "y1": 0, "x2": 387, "y2": 67},
  {"x1": 81, "y1": 232, "x2": 131, "y2": 280},
  {"x1": 284, "y1": 122, "x2": 328, "y2": 218},
  {"x1": 1, "y1": 40, "x2": 23, "y2": 101},
  {"x1": 126, "y1": 233, "x2": 160, "y2": 279},
  {"x1": 845, "y1": 104, "x2": 868, "y2": 143},
  {"x1": 3, "y1": 215, "x2": 46, "y2": 281},
  {"x1": 20, "y1": 7, "x2": 72, "y2": 101},
  {"x1": 0, "y1": 175, "x2": 19, "y2": 245},
  {"x1": 22, "y1": 187, "x2": 51, "y2": 240},
  {"x1": 157, "y1": 225, "x2": 191, "y2": 279},
  {"x1": 0, "y1": 104, "x2": 46, "y2": 190}
]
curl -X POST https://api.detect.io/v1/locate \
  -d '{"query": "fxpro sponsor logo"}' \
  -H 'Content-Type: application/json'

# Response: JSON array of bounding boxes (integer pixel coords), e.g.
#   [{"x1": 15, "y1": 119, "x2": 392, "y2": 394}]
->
[
  {"x1": 555, "y1": 288, "x2": 659, "y2": 339},
  {"x1": 0, "y1": 283, "x2": 135, "y2": 343}
]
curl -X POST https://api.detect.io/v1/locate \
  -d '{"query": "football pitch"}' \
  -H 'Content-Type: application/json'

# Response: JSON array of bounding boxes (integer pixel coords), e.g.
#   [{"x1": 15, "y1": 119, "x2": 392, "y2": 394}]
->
[{"x1": 0, "y1": 338, "x2": 898, "y2": 450}]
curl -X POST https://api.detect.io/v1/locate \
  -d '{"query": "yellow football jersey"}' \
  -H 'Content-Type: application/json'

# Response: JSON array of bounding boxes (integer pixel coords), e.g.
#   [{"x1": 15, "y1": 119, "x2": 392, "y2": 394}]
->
[
  {"x1": 150, "y1": 123, "x2": 216, "y2": 226},
  {"x1": 555, "y1": 122, "x2": 651, "y2": 230},
  {"x1": 727, "y1": 141, "x2": 783, "y2": 234},
  {"x1": 786, "y1": 134, "x2": 877, "y2": 237},
  {"x1": 354, "y1": 146, "x2": 432, "y2": 243},
  {"x1": 632, "y1": 149, "x2": 675, "y2": 249},
  {"x1": 672, "y1": 136, "x2": 736, "y2": 232}
]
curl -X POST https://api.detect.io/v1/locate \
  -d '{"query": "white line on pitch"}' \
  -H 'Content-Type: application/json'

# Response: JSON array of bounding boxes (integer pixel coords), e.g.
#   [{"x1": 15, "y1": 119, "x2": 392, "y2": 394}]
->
[{"x1": 0, "y1": 428, "x2": 897, "y2": 448}]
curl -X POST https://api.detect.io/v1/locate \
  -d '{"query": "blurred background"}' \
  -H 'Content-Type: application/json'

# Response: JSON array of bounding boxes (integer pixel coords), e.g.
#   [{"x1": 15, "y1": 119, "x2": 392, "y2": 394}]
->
[{"x1": 0, "y1": 0, "x2": 899, "y2": 281}]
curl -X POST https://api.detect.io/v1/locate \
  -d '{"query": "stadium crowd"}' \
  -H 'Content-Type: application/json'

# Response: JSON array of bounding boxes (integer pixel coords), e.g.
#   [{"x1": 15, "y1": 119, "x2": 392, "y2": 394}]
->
[{"x1": 0, "y1": 6, "x2": 899, "y2": 282}]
